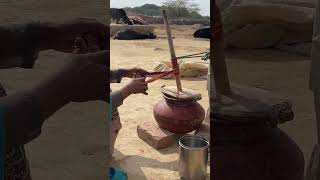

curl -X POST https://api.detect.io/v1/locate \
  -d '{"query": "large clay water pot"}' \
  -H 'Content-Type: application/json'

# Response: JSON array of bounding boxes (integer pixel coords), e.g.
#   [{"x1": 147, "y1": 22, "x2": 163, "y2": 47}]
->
[
  {"x1": 153, "y1": 93, "x2": 205, "y2": 134},
  {"x1": 210, "y1": 84, "x2": 305, "y2": 180},
  {"x1": 212, "y1": 120, "x2": 305, "y2": 180}
]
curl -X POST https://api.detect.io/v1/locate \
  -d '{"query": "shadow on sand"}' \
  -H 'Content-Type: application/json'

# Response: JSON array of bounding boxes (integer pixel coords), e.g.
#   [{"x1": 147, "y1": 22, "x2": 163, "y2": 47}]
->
[{"x1": 112, "y1": 149, "x2": 180, "y2": 180}]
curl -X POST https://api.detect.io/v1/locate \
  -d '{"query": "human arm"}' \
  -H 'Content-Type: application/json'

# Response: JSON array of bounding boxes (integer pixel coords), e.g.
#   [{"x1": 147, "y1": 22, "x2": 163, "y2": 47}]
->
[
  {"x1": 2, "y1": 50, "x2": 109, "y2": 149},
  {"x1": 110, "y1": 90, "x2": 124, "y2": 109},
  {"x1": 0, "y1": 18, "x2": 107, "y2": 68},
  {"x1": 1, "y1": 82, "x2": 69, "y2": 149},
  {"x1": 110, "y1": 68, "x2": 150, "y2": 83},
  {"x1": 110, "y1": 68, "x2": 149, "y2": 109},
  {"x1": 110, "y1": 76, "x2": 149, "y2": 110}
]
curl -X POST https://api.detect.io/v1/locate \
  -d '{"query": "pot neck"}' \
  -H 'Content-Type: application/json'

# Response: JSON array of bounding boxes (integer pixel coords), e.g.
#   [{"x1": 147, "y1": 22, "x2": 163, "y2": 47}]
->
[{"x1": 163, "y1": 94, "x2": 196, "y2": 105}]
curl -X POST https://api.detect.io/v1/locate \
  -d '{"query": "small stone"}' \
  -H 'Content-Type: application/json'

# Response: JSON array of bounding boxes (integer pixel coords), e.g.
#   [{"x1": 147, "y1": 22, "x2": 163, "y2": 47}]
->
[
  {"x1": 137, "y1": 121, "x2": 175, "y2": 150},
  {"x1": 195, "y1": 123, "x2": 210, "y2": 142}
]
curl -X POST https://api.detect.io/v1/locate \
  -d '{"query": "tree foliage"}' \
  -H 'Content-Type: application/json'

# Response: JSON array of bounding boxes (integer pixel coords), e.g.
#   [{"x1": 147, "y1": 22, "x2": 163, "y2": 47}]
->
[
  {"x1": 123, "y1": 1, "x2": 204, "y2": 19},
  {"x1": 124, "y1": 4, "x2": 161, "y2": 16},
  {"x1": 161, "y1": 0, "x2": 201, "y2": 19},
  {"x1": 202, "y1": 52, "x2": 211, "y2": 61}
]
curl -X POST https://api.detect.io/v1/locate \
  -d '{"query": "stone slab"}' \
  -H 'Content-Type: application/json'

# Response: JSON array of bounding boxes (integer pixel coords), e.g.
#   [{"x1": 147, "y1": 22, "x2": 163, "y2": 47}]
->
[{"x1": 137, "y1": 121, "x2": 175, "y2": 150}]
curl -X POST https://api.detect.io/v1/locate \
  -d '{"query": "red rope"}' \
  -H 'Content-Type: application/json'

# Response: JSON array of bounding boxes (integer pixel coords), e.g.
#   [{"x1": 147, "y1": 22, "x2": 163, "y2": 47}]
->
[
  {"x1": 171, "y1": 58, "x2": 180, "y2": 75},
  {"x1": 145, "y1": 58, "x2": 180, "y2": 83},
  {"x1": 145, "y1": 70, "x2": 176, "y2": 83}
]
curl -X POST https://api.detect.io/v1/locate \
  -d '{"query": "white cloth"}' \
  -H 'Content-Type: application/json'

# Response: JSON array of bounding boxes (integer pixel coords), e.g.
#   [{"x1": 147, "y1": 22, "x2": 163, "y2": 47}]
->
[{"x1": 153, "y1": 59, "x2": 208, "y2": 78}]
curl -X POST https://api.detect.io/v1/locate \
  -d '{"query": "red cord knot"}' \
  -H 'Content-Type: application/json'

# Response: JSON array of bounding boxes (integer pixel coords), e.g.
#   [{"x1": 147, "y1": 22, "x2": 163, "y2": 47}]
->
[{"x1": 171, "y1": 58, "x2": 180, "y2": 75}]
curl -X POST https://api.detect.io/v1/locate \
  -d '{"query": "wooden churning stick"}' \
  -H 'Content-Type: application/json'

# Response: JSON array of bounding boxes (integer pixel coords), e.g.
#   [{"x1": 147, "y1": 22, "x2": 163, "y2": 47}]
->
[
  {"x1": 212, "y1": 3, "x2": 231, "y2": 95},
  {"x1": 161, "y1": 10, "x2": 183, "y2": 92}
]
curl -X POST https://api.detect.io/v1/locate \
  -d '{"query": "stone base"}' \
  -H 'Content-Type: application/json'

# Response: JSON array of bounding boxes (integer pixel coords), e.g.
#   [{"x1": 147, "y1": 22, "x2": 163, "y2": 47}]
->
[{"x1": 137, "y1": 121, "x2": 175, "y2": 150}]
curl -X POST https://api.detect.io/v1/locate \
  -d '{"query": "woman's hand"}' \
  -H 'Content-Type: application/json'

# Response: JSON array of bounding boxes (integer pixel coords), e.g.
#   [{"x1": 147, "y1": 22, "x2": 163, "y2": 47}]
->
[
  {"x1": 120, "y1": 77, "x2": 148, "y2": 99},
  {"x1": 39, "y1": 50, "x2": 109, "y2": 104},
  {"x1": 67, "y1": 51, "x2": 109, "y2": 102},
  {"x1": 119, "y1": 67, "x2": 150, "y2": 78}
]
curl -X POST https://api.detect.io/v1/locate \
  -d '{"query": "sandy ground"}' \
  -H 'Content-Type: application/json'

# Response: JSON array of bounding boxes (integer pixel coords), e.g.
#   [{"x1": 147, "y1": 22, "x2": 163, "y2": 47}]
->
[{"x1": 110, "y1": 25, "x2": 210, "y2": 179}]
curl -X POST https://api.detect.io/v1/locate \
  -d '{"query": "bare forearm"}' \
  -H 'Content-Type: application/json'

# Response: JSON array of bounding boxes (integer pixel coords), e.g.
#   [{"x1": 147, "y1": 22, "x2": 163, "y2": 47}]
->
[
  {"x1": 111, "y1": 90, "x2": 124, "y2": 109},
  {"x1": 0, "y1": 22, "x2": 54, "y2": 58},
  {"x1": 0, "y1": 22, "x2": 57, "y2": 69},
  {"x1": 110, "y1": 69, "x2": 126, "y2": 83},
  {"x1": 33, "y1": 73, "x2": 70, "y2": 120},
  {"x1": 2, "y1": 77, "x2": 69, "y2": 149},
  {"x1": 1, "y1": 91, "x2": 41, "y2": 149},
  {"x1": 110, "y1": 69, "x2": 128, "y2": 108}
]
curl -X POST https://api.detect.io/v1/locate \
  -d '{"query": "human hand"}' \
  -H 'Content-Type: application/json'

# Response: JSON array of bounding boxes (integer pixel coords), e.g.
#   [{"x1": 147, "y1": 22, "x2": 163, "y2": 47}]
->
[
  {"x1": 73, "y1": 37, "x2": 88, "y2": 54},
  {"x1": 51, "y1": 49, "x2": 109, "y2": 103},
  {"x1": 120, "y1": 77, "x2": 148, "y2": 99},
  {"x1": 119, "y1": 67, "x2": 150, "y2": 78},
  {"x1": 73, "y1": 33, "x2": 102, "y2": 53},
  {"x1": 38, "y1": 18, "x2": 107, "y2": 52}
]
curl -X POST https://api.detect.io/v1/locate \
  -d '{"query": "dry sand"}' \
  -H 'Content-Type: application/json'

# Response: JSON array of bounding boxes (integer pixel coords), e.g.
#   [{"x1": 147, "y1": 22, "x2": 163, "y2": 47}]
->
[{"x1": 111, "y1": 25, "x2": 210, "y2": 180}]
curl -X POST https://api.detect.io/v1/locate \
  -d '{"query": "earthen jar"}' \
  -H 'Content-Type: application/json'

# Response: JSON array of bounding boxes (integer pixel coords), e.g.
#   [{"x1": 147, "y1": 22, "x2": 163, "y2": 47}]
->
[
  {"x1": 153, "y1": 94, "x2": 205, "y2": 134},
  {"x1": 211, "y1": 117, "x2": 305, "y2": 180}
]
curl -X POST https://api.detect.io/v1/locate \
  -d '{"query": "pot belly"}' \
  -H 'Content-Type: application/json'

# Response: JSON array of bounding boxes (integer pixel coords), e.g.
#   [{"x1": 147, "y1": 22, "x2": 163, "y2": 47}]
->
[{"x1": 153, "y1": 99, "x2": 205, "y2": 134}]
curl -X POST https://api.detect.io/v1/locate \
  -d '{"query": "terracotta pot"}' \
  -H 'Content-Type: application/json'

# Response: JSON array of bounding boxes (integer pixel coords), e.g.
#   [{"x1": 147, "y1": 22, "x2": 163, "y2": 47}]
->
[
  {"x1": 211, "y1": 119, "x2": 305, "y2": 180},
  {"x1": 153, "y1": 94, "x2": 205, "y2": 134}
]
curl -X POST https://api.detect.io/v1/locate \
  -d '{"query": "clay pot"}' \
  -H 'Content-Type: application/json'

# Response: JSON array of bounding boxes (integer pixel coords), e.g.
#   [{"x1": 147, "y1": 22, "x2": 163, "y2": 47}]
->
[
  {"x1": 153, "y1": 94, "x2": 205, "y2": 134},
  {"x1": 212, "y1": 119, "x2": 305, "y2": 180}
]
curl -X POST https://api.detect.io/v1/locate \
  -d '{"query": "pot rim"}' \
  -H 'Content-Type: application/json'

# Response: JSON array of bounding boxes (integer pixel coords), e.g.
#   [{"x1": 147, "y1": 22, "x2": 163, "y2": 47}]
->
[
  {"x1": 162, "y1": 93, "x2": 198, "y2": 103},
  {"x1": 179, "y1": 135, "x2": 210, "y2": 150}
]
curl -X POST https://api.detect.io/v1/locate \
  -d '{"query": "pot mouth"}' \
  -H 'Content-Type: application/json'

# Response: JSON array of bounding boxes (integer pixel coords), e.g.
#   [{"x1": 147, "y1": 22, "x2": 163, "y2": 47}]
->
[
  {"x1": 162, "y1": 93, "x2": 198, "y2": 103},
  {"x1": 179, "y1": 135, "x2": 209, "y2": 150},
  {"x1": 160, "y1": 86, "x2": 202, "y2": 102}
]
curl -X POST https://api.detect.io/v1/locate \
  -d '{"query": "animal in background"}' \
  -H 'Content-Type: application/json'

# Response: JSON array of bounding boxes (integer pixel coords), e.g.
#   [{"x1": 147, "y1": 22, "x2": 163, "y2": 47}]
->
[
  {"x1": 128, "y1": 16, "x2": 146, "y2": 25},
  {"x1": 114, "y1": 29, "x2": 156, "y2": 40},
  {"x1": 194, "y1": 26, "x2": 210, "y2": 39},
  {"x1": 110, "y1": 8, "x2": 132, "y2": 25}
]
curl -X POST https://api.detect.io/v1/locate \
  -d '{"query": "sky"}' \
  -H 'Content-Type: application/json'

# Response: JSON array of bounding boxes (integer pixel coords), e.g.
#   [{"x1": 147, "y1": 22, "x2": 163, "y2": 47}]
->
[{"x1": 110, "y1": 0, "x2": 210, "y2": 16}]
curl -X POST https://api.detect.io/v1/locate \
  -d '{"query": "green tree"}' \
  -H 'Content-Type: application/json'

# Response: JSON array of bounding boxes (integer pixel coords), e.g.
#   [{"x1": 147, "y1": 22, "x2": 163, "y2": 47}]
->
[{"x1": 161, "y1": 0, "x2": 201, "y2": 18}]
